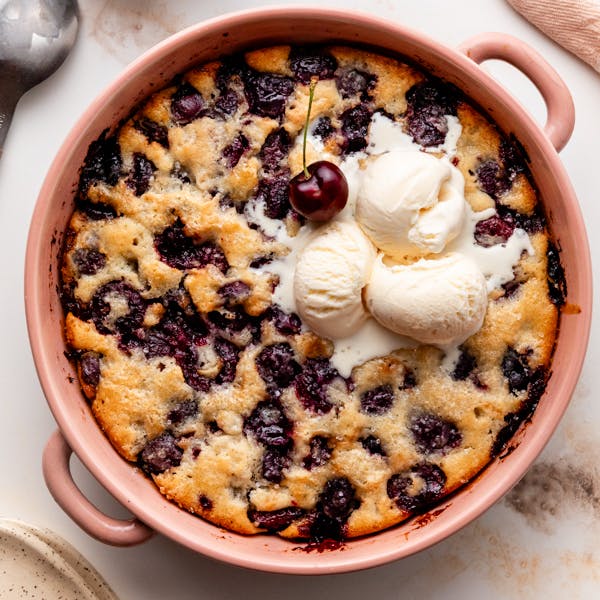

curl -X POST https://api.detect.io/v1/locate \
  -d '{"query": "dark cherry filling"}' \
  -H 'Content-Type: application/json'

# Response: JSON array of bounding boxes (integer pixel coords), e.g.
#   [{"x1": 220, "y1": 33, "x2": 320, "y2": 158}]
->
[
  {"x1": 294, "y1": 358, "x2": 340, "y2": 414},
  {"x1": 180, "y1": 362, "x2": 211, "y2": 394},
  {"x1": 335, "y1": 68, "x2": 375, "y2": 99},
  {"x1": 474, "y1": 214, "x2": 515, "y2": 247},
  {"x1": 248, "y1": 507, "x2": 304, "y2": 531},
  {"x1": 502, "y1": 347, "x2": 537, "y2": 395},
  {"x1": 289, "y1": 47, "x2": 338, "y2": 84},
  {"x1": 512, "y1": 207, "x2": 545, "y2": 235},
  {"x1": 256, "y1": 175, "x2": 293, "y2": 219},
  {"x1": 89, "y1": 280, "x2": 146, "y2": 337},
  {"x1": 167, "y1": 400, "x2": 198, "y2": 426},
  {"x1": 451, "y1": 348, "x2": 486, "y2": 389},
  {"x1": 142, "y1": 303, "x2": 205, "y2": 359},
  {"x1": 77, "y1": 199, "x2": 117, "y2": 221},
  {"x1": 165, "y1": 284, "x2": 200, "y2": 317},
  {"x1": 133, "y1": 117, "x2": 169, "y2": 148},
  {"x1": 312, "y1": 116, "x2": 335, "y2": 141},
  {"x1": 207, "y1": 308, "x2": 261, "y2": 343},
  {"x1": 308, "y1": 477, "x2": 359, "y2": 541},
  {"x1": 199, "y1": 495, "x2": 213, "y2": 510},
  {"x1": 139, "y1": 432, "x2": 183, "y2": 475},
  {"x1": 222, "y1": 133, "x2": 249, "y2": 168},
  {"x1": 303, "y1": 436, "x2": 332, "y2": 470},
  {"x1": 72, "y1": 248, "x2": 106, "y2": 276},
  {"x1": 451, "y1": 347, "x2": 477, "y2": 381},
  {"x1": 256, "y1": 343, "x2": 301, "y2": 392},
  {"x1": 244, "y1": 397, "x2": 293, "y2": 482},
  {"x1": 206, "y1": 421, "x2": 221, "y2": 434},
  {"x1": 360, "y1": 384, "x2": 395, "y2": 415},
  {"x1": 361, "y1": 435, "x2": 385, "y2": 456},
  {"x1": 78, "y1": 131, "x2": 122, "y2": 194},
  {"x1": 59, "y1": 280, "x2": 81, "y2": 320},
  {"x1": 409, "y1": 413, "x2": 462, "y2": 455},
  {"x1": 408, "y1": 106, "x2": 448, "y2": 147},
  {"x1": 340, "y1": 104, "x2": 372, "y2": 154},
  {"x1": 213, "y1": 337, "x2": 239, "y2": 384},
  {"x1": 242, "y1": 69, "x2": 294, "y2": 119},
  {"x1": 244, "y1": 400, "x2": 292, "y2": 447},
  {"x1": 265, "y1": 305, "x2": 302, "y2": 336},
  {"x1": 249, "y1": 254, "x2": 274, "y2": 269},
  {"x1": 502, "y1": 347, "x2": 546, "y2": 401},
  {"x1": 546, "y1": 241, "x2": 567, "y2": 306},
  {"x1": 387, "y1": 464, "x2": 446, "y2": 512},
  {"x1": 215, "y1": 56, "x2": 246, "y2": 88},
  {"x1": 155, "y1": 219, "x2": 229, "y2": 272},
  {"x1": 501, "y1": 278, "x2": 523, "y2": 300},
  {"x1": 320, "y1": 478, "x2": 357, "y2": 520},
  {"x1": 475, "y1": 203, "x2": 545, "y2": 248},
  {"x1": 262, "y1": 447, "x2": 290, "y2": 483},
  {"x1": 134, "y1": 298, "x2": 211, "y2": 392},
  {"x1": 493, "y1": 347, "x2": 548, "y2": 455},
  {"x1": 476, "y1": 139, "x2": 530, "y2": 200},
  {"x1": 213, "y1": 58, "x2": 246, "y2": 116},
  {"x1": 214, "y1": 88, "x2": 240, "y2": 117},
  {"x1": 405, "y1": 80, "x2": 458, "y2": 147},
  {"x1": 259, "y1": 128, "x2": 291, "y2": 173},
  {"x1": 79, "y1": 351, "x2": 101, "y2": 387},
  {"x1": 171, "y1": 82, "x2": 204, "y2": 125},
  {"x1": 400, "y1": 369, "x2": 418, "y2": 390},
  {"x1": 407, "y1": 80, "x2": 459, "y2": 115},
  {"x1": 475, "y1": 159, "x2": 510, "y2": 200},
  {"x1": 144, "y1": 316, "x2": 188, "y2": 367},
  {"x1": 218, "y1": 281, "x2": 251, "y2": 305},
  {"x1": 207, "y1": 307, "x2": 249, "y2": 333},
  {"x1": 500, "y1": 137, "x2": 528, "y2": 179},
  {"x1": 126, "y1": 153, "x2": 155, "y2": 196}
]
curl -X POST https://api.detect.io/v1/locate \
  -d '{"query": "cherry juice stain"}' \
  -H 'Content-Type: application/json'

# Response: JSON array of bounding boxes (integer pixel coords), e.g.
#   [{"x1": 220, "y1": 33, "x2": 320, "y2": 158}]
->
[{"x1": 292, "y1": 538, "x2": 345, "y2": 553}]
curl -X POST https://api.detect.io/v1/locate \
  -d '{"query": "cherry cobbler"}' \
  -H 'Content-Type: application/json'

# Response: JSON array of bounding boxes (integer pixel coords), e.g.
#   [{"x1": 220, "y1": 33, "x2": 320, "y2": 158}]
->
[{"x1": 60, "y1": 45, "x2": 566, "y2": 540}]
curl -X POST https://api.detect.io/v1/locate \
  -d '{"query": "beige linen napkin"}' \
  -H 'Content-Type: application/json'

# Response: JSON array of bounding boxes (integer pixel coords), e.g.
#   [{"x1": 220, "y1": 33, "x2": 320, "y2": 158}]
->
[{"x1": 507, "y1": 0, "x2": 600, "y2": 72}]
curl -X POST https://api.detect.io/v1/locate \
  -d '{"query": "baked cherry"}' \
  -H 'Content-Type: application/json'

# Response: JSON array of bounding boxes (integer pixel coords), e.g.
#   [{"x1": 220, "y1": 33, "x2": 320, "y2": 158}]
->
[
  {"x1": 289, "y1": 78, "x2": 348, "y2": 221},
  {"x1": 289, "y1": 161, "x2": 348, "y2": 221}
]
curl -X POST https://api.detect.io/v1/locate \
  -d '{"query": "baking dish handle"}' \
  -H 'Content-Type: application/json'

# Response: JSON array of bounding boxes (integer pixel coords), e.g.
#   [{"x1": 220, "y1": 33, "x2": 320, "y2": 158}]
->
[
  {"x1": 43, "y1": 429, "x2": 154, "y2": 546},
  {"x1": 458, "y1": 32, "x2": 575, "y2": 152}
]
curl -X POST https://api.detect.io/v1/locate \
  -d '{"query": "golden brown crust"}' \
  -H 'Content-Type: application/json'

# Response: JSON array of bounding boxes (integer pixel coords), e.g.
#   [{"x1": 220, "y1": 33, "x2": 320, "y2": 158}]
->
[{"x1": 60, "y1": 45, "x2": 560, "y2": 540}]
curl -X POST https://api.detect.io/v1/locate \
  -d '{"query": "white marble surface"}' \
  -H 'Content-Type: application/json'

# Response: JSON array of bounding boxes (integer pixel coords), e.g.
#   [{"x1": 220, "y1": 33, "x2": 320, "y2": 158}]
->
[{"x1": 1, "y1": 0, "x2": 599, "y2": 598}]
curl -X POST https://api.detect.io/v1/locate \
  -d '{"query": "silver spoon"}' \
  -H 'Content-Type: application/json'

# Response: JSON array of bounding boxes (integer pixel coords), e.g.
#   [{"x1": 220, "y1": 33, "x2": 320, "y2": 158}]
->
[{"x1": 0, "y1": 0, "x2": 78, "y2": 155}]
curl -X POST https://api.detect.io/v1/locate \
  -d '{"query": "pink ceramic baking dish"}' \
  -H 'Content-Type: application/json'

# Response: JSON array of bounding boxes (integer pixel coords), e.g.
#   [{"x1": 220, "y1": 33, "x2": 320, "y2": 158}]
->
[{"x1": 26, "y1": 6, "x2": 591, "y2": 574}]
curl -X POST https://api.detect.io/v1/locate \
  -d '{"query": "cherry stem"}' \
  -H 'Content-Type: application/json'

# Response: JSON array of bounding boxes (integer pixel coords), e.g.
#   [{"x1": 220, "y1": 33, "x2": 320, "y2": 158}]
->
[{"x1": 302, "y1": 77, "x2": 317, "y2": 179}]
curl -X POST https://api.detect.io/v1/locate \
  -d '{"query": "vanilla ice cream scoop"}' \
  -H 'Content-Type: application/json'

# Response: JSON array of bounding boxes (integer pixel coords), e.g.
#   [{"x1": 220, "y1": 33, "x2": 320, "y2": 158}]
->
[
  {"x1": 356, "y1": 150, "x2": 466, "y2": 260},
  {"x1": 294, "y1": 221, "x2": 376, "y2": 339},
  {"x1": 365, "y1": 252, "x2": 488, "y2": 346}
]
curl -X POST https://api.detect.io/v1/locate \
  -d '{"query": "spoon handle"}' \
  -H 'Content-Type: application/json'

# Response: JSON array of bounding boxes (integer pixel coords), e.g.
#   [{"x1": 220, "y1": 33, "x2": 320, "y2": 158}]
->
[{"x1": 0, "y1": 80, "x2": 23, "y2": 158}]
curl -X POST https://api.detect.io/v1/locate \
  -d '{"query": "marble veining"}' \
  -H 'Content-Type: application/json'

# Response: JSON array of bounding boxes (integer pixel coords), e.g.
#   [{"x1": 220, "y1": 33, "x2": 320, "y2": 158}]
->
[
  {"x1": 90, "y1": 0, "x2": 185, "y2": 65},
  {"x1": 506, "y1": 461, "x2": 600, "y2": 533}
]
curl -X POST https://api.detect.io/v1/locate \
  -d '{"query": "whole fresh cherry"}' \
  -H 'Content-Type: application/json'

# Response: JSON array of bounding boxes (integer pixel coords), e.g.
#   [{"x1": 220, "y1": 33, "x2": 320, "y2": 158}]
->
[
  {"x1": 290, "y1": 161, "x2": 348, "y2": 221},
  {"x1": 288, "y1": 77, "x2": 349, "y2": 221}
]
